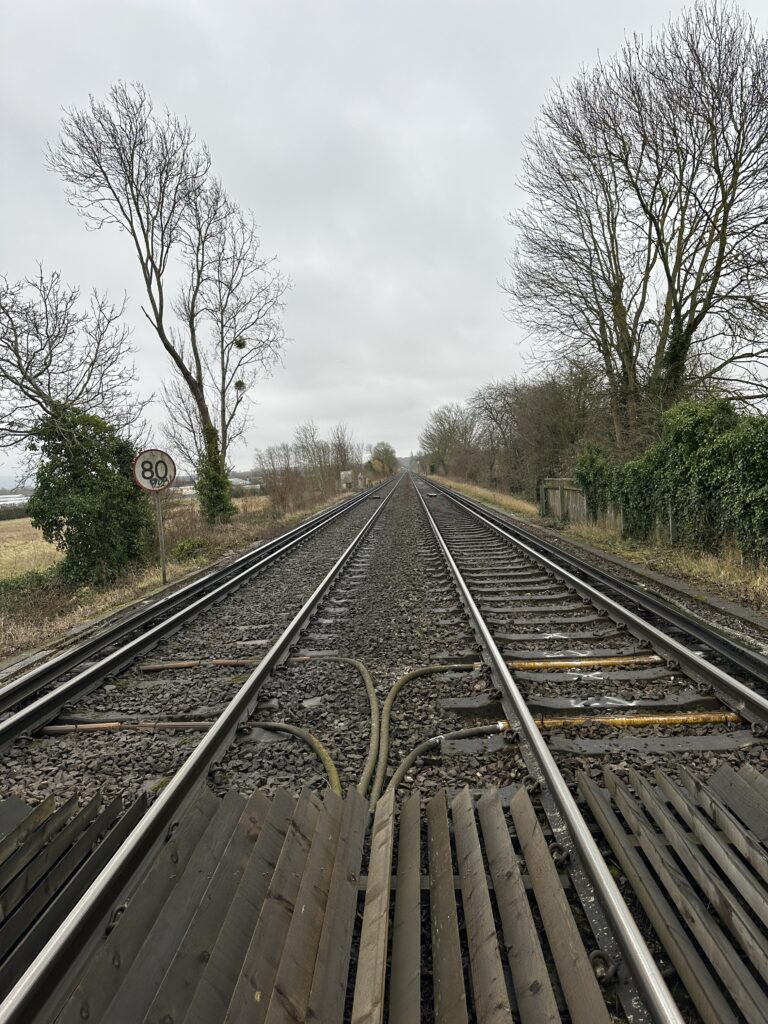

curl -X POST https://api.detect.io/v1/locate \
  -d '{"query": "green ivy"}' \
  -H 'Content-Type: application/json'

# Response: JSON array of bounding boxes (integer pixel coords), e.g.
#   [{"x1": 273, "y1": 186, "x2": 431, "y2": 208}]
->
[
  {"x1": 196, "y1": 423, "x2": 236, "y2": 524},
  {"x1": 575, "y1": 400, "x2": 768, "y2": 562},
  {"x1": 27, "y1": 408, "x2": 153, "y2": 585},
  {"x1": 573, "y1": 442, "x2": 615, "y2": 519}
]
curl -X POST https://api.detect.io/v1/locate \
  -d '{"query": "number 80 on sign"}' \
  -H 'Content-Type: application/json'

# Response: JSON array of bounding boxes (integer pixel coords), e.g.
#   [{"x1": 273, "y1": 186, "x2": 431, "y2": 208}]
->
[{"x1": 132, "y1": 449, "x2": 177, "y2": 492}]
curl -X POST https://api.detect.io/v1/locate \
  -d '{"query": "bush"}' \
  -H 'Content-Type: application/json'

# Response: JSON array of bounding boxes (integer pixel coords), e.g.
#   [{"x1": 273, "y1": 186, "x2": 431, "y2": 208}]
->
[
  {"x1": 172, "y1": 536, "x2": 209, "y2": 562},
  {"x1": 573, "y1": 442, "x2": 615, "y2": 519},
  {"x1": 0, "y1": 565, "x2": 61, "y2": 600},
  {"x1": 0, "y1": 504, "x2": 29, "y2": 521},
  {"x1": 575, "y1": 400, "x2": 768, "y2": 561},
  {"x1": 27, "y1": 408, "x2": 153, "y2": 585}
]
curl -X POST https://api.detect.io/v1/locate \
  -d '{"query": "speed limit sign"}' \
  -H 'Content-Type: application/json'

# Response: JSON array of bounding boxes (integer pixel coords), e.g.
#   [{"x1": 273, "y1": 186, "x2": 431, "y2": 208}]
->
[
  {"x1": 132, "y1": 449, "x2": 177, "y2": 492},
  {"x1": 133, "y1": 448, "x2": 176, "y2": 584}
]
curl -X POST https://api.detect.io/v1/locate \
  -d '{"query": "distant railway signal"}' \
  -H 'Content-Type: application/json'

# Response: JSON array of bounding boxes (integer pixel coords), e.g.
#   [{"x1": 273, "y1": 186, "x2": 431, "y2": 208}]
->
[{"x1": 133, "y1": 448, "x2": 176, "y2": 583}]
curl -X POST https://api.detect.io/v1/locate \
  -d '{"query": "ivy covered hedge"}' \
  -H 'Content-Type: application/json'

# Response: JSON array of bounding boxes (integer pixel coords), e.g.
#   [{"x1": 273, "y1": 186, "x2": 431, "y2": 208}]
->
[{"x1": 575, "y1": 400, "x2": 768, "y2": 562}]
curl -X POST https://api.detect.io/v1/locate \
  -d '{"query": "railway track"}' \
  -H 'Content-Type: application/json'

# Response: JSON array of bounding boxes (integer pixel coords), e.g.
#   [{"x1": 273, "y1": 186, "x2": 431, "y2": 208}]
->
[
  {"x1": 0, "y1": 481, "x2": 391, "y2": 743},
  {"x1": 0, "y1": 472, "x2": 766, "y2": 1023},
  {"x1": 423, "y1": 476, "x2": 768, "y2": 712}
]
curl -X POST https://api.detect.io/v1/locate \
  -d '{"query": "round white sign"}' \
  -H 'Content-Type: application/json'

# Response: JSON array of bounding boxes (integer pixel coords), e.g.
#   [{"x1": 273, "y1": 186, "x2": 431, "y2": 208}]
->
[{"x1": 132, "y1": 449, "x2": 177, "y2": 492}]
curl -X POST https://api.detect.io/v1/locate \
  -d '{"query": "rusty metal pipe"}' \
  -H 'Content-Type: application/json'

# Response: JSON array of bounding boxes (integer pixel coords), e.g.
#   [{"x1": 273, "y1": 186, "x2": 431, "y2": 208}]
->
[
  {"x1": 533, "y1": 710, "x2": 741, "y2": 729},
  {"x1": 506, "y1": 655, "x2": 663, "y2": 670},
  {"x1": 41, "y1": 720, "x2": 212, "y2": 733}
]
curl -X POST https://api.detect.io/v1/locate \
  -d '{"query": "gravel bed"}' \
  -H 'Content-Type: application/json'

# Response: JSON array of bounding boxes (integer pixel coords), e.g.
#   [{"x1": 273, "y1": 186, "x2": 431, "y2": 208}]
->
[
  {"x1": 1, "y1": 730, "x2": 199, "y2": 807},
  {"x1": 212, "y1": 660, "x2": 371, "y2": 797},
  {"x1": 546, "y1": 720, "x2": 768, "y2": 785},
  {"x1": 450, "y1": 487, "x2": 768, "y2": 652},
  {"x1": 419, "y1": 486, "x2": 710, "y2": 703},
  {"x1": 0, "y1": 485, "x2": 394, "y2": 808},
  {"x1": 514, "y1": 668, "x2": 687, "y2": 700},
  {"x1": 215, "y1": 475, "x2": 491, "y2": 799}
]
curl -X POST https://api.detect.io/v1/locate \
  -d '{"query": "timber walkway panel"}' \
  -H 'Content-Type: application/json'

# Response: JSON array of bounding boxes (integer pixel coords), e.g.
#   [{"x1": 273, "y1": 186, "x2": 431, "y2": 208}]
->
[
  {"x1": 38, "y1": 783, "x2": 606, "y2": 1023},
  {"x1": 2, "y1": 767, "x2": 767, "y2": 1022}
]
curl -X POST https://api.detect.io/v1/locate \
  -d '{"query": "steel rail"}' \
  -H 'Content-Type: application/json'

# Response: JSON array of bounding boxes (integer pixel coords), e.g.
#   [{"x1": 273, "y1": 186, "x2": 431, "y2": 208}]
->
[
  {"x1": 426, "y1": 477, "x2": 768, "y2": 690},
  {"x1": 0, "y1": 474, "x2": 401, "y2": 1024},
  {"x1": 423, "y1": 479, "x2": 768, "y2": 725},
  {"x1": 0, "y1": 483, "x2": 393, "y2": 749},
  {"x1": 415, "y1": 484, "x2": 684, "y2": 1024},
  {"x1": 0, "y1": 484, "x2": 384, "y2": 717}
]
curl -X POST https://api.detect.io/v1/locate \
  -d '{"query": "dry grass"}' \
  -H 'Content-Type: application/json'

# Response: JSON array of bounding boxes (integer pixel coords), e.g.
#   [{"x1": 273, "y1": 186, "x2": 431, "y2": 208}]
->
[
  {"x1": 429, "y1": 476, "x2": 540, "y2": 519},
  {"x1": 0, "y1": 491, "x2": 344, "y2": 661},
  {"x1": 0, "y1": 518, "x2": 62, "y2": 578},
  {"x1": 565, "y1": 522, "x2": 768, "y2": 612}
]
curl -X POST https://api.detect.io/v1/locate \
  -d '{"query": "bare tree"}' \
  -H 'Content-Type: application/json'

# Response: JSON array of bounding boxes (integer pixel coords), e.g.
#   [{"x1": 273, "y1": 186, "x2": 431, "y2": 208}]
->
[
  {"x1": 418, "y1": 403, "x2": 479, "y2": 478},
  {"x1": 505, "y1": 1, "x2": 768, "y2": 449},
  {"x1": 293, "y1": 420, "x2": 336, "y2": 497},
  {"x1": 161, "y1": 378, "x2": 204, "y2": 469},
  {"x1": 0, "y1": 268, "x2": 145, "y2": 452},
  {"x1": 257, "y1": 422, "x2": 365, "y2": 513},
  {"x1": 48, "y1": 82, "x2": 287, "y2": 520},
  {"x1": 258, "y1": 443, "x2": 308, "y2": 514},
  {"x1": 163, "y1": 201, "x2": 287, "y2": 467},
  {"x1": 329, "y1": 422, "x2": 357, "y2": 473}
]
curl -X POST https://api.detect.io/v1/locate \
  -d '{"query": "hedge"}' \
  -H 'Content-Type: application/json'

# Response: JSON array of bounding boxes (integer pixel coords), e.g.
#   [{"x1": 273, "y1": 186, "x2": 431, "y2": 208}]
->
[
  {"x1": 0, "y1": 504, "x2": 30, "y2": 522},
  {"x1": 575, "y1": 400, "x2": 768, "y2": 562}
]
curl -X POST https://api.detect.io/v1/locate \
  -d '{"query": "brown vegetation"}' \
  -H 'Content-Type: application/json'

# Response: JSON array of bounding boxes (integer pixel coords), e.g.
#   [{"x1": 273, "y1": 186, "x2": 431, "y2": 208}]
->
[
  {"x1": 0, "y1": 491, "x2": 341, "y2": 661},
  {"x1": 0, "y1": 518, "x2": 63, "y2": 578}
]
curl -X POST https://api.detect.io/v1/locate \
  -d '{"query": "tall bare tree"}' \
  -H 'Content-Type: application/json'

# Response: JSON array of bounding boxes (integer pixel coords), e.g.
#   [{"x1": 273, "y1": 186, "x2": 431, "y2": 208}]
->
[
  {"x1": 293, "y1": 420, "x2": 336, "y2": 497},
  {"x1": 329, "y1": 422, "x2": 359, "y2": 473},
  {"x1": 48, "y1": 82, "x2": 286, "y2": 520},
  {"x1": 505, "y1": 1, "x2": 768, "y2": 449},
  {"x1": 163, "y1": 201, "x2": 287, "y2": 468},
  {"x1": 0, "y1": 268, "x2": 145, "y2": 454}
]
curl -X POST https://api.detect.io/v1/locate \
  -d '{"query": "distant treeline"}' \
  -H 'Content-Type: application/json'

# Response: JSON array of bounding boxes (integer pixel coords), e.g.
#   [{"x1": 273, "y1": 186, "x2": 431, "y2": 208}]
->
[{"x1": 0, "y1": 505, "x2": 28, "y2": 522}]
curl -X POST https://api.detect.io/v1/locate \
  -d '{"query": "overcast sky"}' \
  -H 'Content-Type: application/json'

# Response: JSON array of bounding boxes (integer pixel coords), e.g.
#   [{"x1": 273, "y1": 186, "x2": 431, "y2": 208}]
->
[{"x1": 2, "y1": 0, "x2": 765, "y2": 480}]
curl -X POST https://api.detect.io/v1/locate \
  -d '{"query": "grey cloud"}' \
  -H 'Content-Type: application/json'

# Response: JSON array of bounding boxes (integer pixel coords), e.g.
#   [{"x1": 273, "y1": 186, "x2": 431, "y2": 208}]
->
[{"x1": 3, "y1": 0, "x2": 764, "y2": 478}]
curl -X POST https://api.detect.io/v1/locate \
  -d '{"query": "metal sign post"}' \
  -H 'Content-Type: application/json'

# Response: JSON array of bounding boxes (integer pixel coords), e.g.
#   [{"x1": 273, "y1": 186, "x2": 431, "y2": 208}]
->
[
  {"x1": 154, "y1": 491, "x2": 167, "y2": 583},
  {"x1": 132, "y1": 448, "x2": 177, "y2": 585}
]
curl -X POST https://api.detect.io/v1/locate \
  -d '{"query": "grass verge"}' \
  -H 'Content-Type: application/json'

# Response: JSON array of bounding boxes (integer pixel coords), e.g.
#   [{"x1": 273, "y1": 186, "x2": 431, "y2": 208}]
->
[
  {"x1": 564, "y1": 523, "x2": 768, "y2": 613},
  {"x1": 0, "y1": 518, "x2": 63, "y2": 577},
  {"x1": 0, "y1": 491, "x2": 345, "y2": 661},
  {"x1": 428, "y1": 476, "x2": 540, "y2": 519}
]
